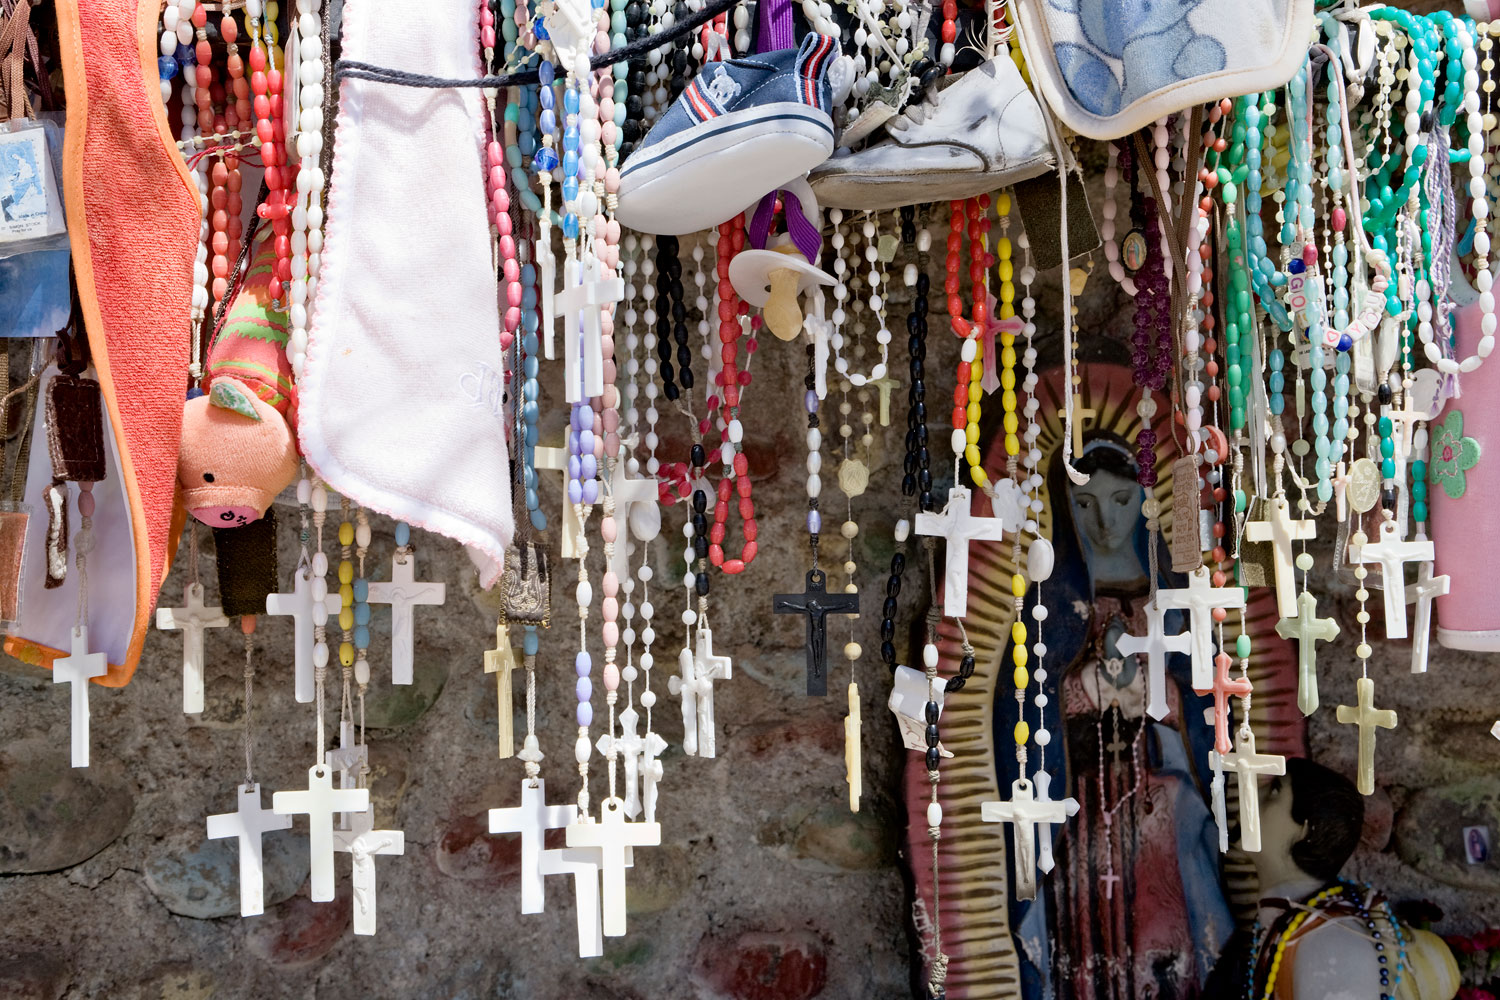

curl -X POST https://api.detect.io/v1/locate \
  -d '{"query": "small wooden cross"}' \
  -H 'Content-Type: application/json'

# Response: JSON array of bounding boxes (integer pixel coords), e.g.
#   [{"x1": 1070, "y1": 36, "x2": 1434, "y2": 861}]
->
[
  {"x1": 556, "y1": 254, "x2": 623, "y2": 404},
  {"x1": 333, "y1": 807, "x2": 404, "y2": 936},
  {"x1": 981, "y1": 777, "x2": 1078, "y2": 902},
  {"x1": 1209, "y1": 728, "x2": 1285, "y2": 853},
  {"x1": 1244, "y1": 497, "x2": 1317, "y2": 620},
  {"x1": 1195, "y1": 651, "x2": 1253, "y2": 755},
  {"x1": 866, "y1": 374, "x2": 901, "y2": 426},
  {"x1": 565, "y1": 797, "x2": 661, "y2": 938},
  {"x1": 1275, "y1": 590, "x2": 1339, "y2": 716},
  {"x1": 1157, "y1": 566, "x2": 1246, "y2": 689},
  {"x1": 533, "y1": 444, "x2": 585, "y2": 559},
  {"x1": 1336, "y1": 676, "x2": 1398, "y2": 796},
  {"x1": 157, "y1": 581, "x2": 229, "y2": 715},
  {"x1": 914, "y1": 485, "x2": 1016, "y2": 618},
  {"x1": 844, "y1": 681, "x2": 861, "y2": 813},
  {"x1": 205, "y1": 782, "x2": 294, "y2": 917},
  {"x1": 265, "y1": 567, "x2": 317, "y2": 704},
  {"x1": 54, "y1": 626, "x2": 107, "y2": 768},
  {"x1": 772, "y1": 568, "x2": 860, "y2": 696},
  {"x1": 1351, "y1": 519, "x2": 1433, "y2": 641},
  {"x1": 1114, "y1": 597, "x2": 1191, "y2": 721},
  {"x1": 1056, "y1": 392, "x2": 1097, "y2": 457},
  {"x1": 272, "y1": 764, "x2": 370, "y2": 901},
  {"x1": 489, "y1": 778, "x2": 576, "y2": 915},
  {"x1": 538, "y1": 845, "x2": 603, "y2": 958},
  {"x1": 1405, "y1": 560, "x2": 1449, "y2": 675},
  {"x1": 484, "y1": 622, "x2": 518, "y2": 759},
  {"x1": 367, "y1": 552, "x2": 446, "y2": 686}
]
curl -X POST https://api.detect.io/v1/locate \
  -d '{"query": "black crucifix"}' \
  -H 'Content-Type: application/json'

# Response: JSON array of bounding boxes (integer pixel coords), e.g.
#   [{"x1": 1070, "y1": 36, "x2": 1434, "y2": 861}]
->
[{"x1": 773, "y1": 569, "x2": 860, "y2": 696}]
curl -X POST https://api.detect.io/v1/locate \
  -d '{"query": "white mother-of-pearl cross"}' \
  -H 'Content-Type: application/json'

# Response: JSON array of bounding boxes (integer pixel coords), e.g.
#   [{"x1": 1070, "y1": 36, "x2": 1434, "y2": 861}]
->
[
  {"x1": 489, "y1": 778, "x2": 575, "y2": 915},
  {"x1": 367, "y1": 553, "x2": 445, "y2": 686},
  {"x1": 691, "y1": 625, "x2": 732, "y2": 758},
  {"x1": 539, "y1": 845, "x2": 604, "y2": 958},
  {"x1": 1209, "y1": 728, "x2": 1285, "y2": 853},
  {"x1": 915, "y1": 485, "x2": 1020, "y2": 618},
  {"x1": 1244, "y1": 497, "x2": 1317, "y2": 620},
  {"x1": 54, "y1": 626, "x2": 107, "y2": 768},
  {"x1": 265, "y1": 567, "x2": 317, "y2": 704},
  {"x1": 333, "y1": 807, "x2": 404, "y2": 936},
  {"x1": 484, "y1": 623, "x2": 518, "y2": 758},
  {"x1": 565, "y1": 797, "x2": 660, "y2": 937},
  {"x1": 205, "y1": 782, "x2": 293, "y2": 917},
  {"x1": 606, "y1": 450, "x2": 660, "y2": 589},
  {"x1": 1156, "y1": 565, "x2": 1246, "y2": 690},
  {"x1": 640, "y1": 730, "x2": 668, "y2": 823},
  {"x1": 980, "y1": 777, "x2": 1078, "y2": 901},
  {"x1": 1033, "y1": 770, "x2": 1071, "y2": 875},
  {"x1": 1406, "y1": 560, "x2": 1449, "y2": 675},
  {"x1": 157, "y1": 581, "x2": 229, "y2": 715},
  {"x1": 669, "y1": 645, "x2": 700, "y2": 755},
  {"x1": 1351, "y1": 519, "x2": 1433, "y2": 641},
  {"x1": 597, "y1": 705, "x2": 647, "y2": 818},
  {"x1": 1114, "y1": 597, "x2": 1190, "y2": 721},
  {"x1": 325, "y1": 718, "x2": 368, "y2": 830},
  {"x1": 556, "y1": 254, "x2": 623, "y2": 404},
  {"x1": 273, "y1": 764, "x2": 369, "y2": 901}
]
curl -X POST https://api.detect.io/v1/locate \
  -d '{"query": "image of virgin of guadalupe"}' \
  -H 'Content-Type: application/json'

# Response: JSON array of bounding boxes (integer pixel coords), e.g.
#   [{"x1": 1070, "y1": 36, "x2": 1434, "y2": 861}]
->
[{"x1": 995, "y1": 430, "x2": 1232, "y2": 1000}]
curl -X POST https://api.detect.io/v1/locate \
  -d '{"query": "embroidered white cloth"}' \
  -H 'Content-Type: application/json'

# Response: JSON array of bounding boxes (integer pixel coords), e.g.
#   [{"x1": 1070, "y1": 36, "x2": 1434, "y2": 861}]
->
[{"x1": 301, "y1": 0, "x2": 512, "y2": 585}]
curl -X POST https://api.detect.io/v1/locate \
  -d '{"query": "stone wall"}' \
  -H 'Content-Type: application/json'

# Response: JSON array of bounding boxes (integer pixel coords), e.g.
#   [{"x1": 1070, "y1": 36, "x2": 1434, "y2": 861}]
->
[{"x1": 2, "y1": 202, "x2": 1499, "y2": 1000}]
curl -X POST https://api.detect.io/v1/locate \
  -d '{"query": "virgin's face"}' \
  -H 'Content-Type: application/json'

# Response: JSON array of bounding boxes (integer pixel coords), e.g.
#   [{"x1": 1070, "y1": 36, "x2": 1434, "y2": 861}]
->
[{"x1": 1069, "y1": 467, "x2": 1142, "y2": 556}]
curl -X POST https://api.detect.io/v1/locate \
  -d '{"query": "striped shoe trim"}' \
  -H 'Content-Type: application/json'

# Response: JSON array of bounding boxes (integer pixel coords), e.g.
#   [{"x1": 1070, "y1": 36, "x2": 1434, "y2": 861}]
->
[
  {"x1": 796, "y1": 34, "x2": 835, "y2": 112},
  {"x1": 621, "y1": 103, "x2": 833, "y2": 179}
]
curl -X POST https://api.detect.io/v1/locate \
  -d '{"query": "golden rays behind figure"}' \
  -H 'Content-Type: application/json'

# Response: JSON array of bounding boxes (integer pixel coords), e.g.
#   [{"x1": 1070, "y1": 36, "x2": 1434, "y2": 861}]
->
[{"x1": 904, "y1": 360, "x2": 1305, "y2": 999}]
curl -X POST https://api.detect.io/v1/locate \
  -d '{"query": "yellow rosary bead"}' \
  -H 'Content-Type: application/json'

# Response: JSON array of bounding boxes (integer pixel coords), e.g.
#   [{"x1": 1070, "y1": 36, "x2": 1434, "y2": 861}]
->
[
  {"x1": 1011, "y1": 621, "x2": 1027, "y2": 644},
  {"x1": 1013, "y1": 721, "x2": 1029, "y2": 745},
  {"x1": 1010, "y1": 572, "x2": 1026, "y2": 597},
  {"x1": 339, "y1": 582, "x2": 354, "y2": 607},
  {"x1": 1012, "y1": 647, "x2": 1027, "y2": 672},
  {"x1": 338, "y1": 522, "x2": 354, "y2": 546},
  {"x1": 339, "y1": 641, "x2": 355, "y2": 667},
  {"x1": 338, "y1": 562, "x2": 354, "y2": 584},
  {"x1": 339, "y1": 606, "x2": 354, "y2": 631}
]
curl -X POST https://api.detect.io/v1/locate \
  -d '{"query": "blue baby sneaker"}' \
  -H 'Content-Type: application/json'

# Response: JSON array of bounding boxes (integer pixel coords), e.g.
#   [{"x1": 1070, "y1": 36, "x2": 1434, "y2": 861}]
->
[{"x1": 615, "y1": 33, "x2": 840, "y2": 236}]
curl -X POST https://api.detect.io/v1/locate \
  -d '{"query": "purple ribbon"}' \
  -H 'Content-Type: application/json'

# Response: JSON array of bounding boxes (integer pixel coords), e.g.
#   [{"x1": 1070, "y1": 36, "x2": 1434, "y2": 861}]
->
[
  {"x1": 749, "y1": 189, "x2": 822, "y2": 264},
  {"x1": 757, "y1": 0, "x2": 793, "y2": 52}
]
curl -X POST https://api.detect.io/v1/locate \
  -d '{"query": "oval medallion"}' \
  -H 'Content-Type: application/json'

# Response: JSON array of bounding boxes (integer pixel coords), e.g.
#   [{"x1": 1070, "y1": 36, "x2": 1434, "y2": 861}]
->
[
  {"x1": 1122, "y1": 229, "x2": 1148, "y2": 273},
  {"x1": 1347, "y1": 457, "x2": 1381, "y2": 513}
]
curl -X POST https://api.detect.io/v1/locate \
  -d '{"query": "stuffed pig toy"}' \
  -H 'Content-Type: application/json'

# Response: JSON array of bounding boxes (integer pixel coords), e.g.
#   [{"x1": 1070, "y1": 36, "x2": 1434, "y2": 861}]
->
[{"x1": 177, "y1": 231, "x2": 299, "y2": 527}]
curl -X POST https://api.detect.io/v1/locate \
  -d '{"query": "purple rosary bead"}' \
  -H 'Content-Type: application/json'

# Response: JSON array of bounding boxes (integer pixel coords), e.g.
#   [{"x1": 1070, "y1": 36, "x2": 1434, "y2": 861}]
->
[{"x1": 807, "y1": 510, "x2": 821, "y2": 534}]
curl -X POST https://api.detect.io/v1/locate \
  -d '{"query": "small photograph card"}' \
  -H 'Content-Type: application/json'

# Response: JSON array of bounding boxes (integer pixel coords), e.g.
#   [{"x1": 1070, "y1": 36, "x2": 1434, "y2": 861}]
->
[{"x1": 0, "y1": 128, "x2": 66, "y2": 244}]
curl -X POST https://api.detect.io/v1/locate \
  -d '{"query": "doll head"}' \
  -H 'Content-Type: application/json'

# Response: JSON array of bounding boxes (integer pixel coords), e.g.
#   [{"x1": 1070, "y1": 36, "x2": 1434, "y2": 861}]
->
[{"x1": 177, "y1": 379, "x2": 298, "y2": 527}]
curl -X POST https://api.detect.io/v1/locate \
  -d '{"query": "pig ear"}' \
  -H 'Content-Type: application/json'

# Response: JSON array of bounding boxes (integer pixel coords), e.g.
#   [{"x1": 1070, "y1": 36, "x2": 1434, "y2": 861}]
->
[{"x1": 208, "y1": 381, "x2": 262, "y2": 421}]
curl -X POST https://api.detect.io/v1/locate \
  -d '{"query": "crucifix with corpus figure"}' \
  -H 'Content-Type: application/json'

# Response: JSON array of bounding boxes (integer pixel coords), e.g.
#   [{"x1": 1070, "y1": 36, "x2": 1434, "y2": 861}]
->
[
  {"x1": 367, "y1": 551, "x2": 446, "y2": 686},
  {"x1": 333, "y1": 807, "x2": 404, "y2": 936},
  {"x1": 157, "y1": 581, "x2": 229, "y2": 715},
  {"x1": 980, "y1": 777, "x2": 1079, "y2": 901},
  {"x1": 773, "y1": 568, "x2": 860, "y2": 696},
  {"x1": 1209, "y1": 727, "x2": 1286, "y2": 853}
]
